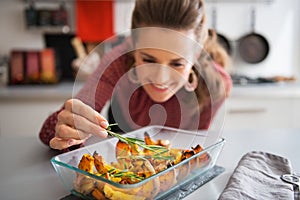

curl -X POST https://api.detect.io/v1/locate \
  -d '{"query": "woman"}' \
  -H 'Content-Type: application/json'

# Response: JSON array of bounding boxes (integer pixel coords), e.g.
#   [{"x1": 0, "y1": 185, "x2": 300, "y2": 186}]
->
[{"x1": 39, "y1": 0, "x2": 232, "y2": 151}]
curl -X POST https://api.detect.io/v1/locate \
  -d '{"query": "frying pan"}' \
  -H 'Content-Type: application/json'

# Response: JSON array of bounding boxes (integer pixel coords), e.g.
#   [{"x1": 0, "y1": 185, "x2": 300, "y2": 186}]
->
[
  {"x1": 211, "y1": 7, "x2": 232, "y2": 56},
  {"x1": 238, "y1": 8, "x2": 270, "y2": 64}
]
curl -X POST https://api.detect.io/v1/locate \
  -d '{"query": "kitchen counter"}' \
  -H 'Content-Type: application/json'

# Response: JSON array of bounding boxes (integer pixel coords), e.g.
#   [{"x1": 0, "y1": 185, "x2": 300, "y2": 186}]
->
[
  {"x1": 0, "y1": 128, "x2": 299, "y2": 200},
  {"x1": 1, "y1": 81, "x2": 300, "y2": 101},
  {"x1": 0, "y1": 82, "x2": 84, "y2": 101},
  {"x1": 230, "y1": 81, "x2": 300, "y2": 98}
]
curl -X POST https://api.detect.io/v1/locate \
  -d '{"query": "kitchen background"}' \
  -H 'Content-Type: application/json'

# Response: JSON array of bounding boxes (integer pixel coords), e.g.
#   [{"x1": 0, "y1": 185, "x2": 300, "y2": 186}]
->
[
  {"x1": 0, "y1": 0, "x2": 300, "y2": 137},
  {"x1": 0, "y1": 0, "x2": 300, "y2": 79}
]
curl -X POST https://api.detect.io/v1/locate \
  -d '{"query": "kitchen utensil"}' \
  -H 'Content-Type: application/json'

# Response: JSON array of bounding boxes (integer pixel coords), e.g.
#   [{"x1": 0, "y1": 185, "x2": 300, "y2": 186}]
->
[
  {"x1": 38, "y1": 9, "x2": 53, "y2": 26},
  {"x1": 0, "y1": 56, "x2": 8, "y2": 86},
  {"x1": 211, "y1": 7, "x2": 232, "y2": 56},
  {"x1": 40, "y1": 48, "x2": 57, "y2": 83},
  {"x1": 238, "y1": 7, "x2": 270, "y2": 64},
  {"x1": 9, "y1": 51, "x2": 25, "y2": 84},
  {"x1": 51, "y1": 125, "x2": 225, "y2": 200},
  {"x1": 52, "y1": 2, "x2": 68, "y2": 26},
  {"x1": 71, "y1": 37, "x2": 87, "y2": 59},
  {"x1": 44, "y1": 33, "x2": 77, "y2": 81},
  {"x1": 24, "y1": 1, "x2": 37, "y2": 27},
  {"x1": 281, "y1": 174, "x2": 300, "y2": 192},
  {"x1": 26, "y1": 51, "x2": 40, "y2": 83},
  {"x1": 76, "y1": 1, "x2": 114, "y2": 42}
]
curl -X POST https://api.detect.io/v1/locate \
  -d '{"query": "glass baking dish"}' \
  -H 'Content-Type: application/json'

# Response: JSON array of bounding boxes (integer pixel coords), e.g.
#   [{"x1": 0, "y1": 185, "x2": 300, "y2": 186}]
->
[{"x1": 51, "y1": 125, "x2": 225, "y2": 200}]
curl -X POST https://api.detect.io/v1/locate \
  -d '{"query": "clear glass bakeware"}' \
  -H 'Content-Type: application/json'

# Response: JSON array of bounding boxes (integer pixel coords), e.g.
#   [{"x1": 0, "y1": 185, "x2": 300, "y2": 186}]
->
[{"x1": 51, "y1": 125, "x2": 225, "y2": 200}]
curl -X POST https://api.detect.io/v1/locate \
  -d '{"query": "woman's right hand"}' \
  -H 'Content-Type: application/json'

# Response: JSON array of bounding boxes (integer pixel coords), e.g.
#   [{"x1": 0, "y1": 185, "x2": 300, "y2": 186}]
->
[{"x1": 50, "y1": 99, "x2": 109, "y2": 150}]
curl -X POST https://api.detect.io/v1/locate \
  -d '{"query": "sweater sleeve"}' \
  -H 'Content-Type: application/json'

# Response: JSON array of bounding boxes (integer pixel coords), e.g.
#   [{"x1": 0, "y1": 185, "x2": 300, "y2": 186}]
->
[
  {"x1": 39, "y1": 109, "x2": 61, "y2": 146},
  {"x1": 38, "y1": 39, "x2": 131, "y2": 150}
]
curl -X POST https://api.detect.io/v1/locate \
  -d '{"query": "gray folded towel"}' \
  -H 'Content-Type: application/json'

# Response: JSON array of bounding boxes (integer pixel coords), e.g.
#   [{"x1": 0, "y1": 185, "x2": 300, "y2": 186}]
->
[{"x1": 218, "y1": 151, "x2": 294, "y2": 200}]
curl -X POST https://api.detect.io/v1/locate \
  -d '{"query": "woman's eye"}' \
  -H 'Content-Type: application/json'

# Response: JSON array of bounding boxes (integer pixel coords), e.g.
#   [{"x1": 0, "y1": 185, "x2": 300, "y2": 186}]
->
[
  {"x1": 142, "y1": 58, "x2": 156, "y2": 63},
  {"x1": 171, "y1": 63, "x2": 184, "y2": 67}
]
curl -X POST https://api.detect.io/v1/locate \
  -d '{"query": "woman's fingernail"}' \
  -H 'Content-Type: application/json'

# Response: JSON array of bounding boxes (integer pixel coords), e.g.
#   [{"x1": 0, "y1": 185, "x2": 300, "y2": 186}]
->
[
  {"x1": 100, "y1": 121, "x2": 109, "y2": 128},
  {"x1": 99, "y1": 130, "x2": 108, "y2": 137}
]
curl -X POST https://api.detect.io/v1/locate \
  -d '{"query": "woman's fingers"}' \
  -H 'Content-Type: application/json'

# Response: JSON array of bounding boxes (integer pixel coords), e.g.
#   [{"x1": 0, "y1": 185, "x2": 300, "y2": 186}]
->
[
  {"x1": 57, "y1": 109, "x2": 108, "y2": 138},
  {"x1": 64, "y1": 99, "x2": 108, "y2": 129},
  {"x1": 55, "y1": 123, "x2": 91, "y2": 140},
  {"x1": 49, "y1": 137, "x2": 85, "y2": 150},
  {"x1": 51, "y1": 99, "x2": 110, "y2": 150}
]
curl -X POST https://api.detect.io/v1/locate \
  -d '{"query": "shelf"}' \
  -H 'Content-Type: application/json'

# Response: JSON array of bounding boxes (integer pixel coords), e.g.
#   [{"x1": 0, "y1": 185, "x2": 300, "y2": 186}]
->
[
  {"x1": 26, "y1": 25, "x2": 71, "y2": 33},
  {"x1": 23, "y1": 0, "x2": 74, "y2": 4}
]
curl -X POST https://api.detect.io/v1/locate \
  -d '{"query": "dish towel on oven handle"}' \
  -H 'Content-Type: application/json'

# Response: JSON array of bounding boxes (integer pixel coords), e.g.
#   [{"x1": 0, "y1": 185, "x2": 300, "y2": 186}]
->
[{"x1": 218, "y1": 151, "x2": 295, "y2": 200}]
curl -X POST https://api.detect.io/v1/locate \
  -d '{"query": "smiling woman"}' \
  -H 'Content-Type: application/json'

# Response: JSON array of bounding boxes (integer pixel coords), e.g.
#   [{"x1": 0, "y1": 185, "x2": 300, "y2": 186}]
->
[{"x1": 39, "y1": 0, "x2": 232, "y2": 151}]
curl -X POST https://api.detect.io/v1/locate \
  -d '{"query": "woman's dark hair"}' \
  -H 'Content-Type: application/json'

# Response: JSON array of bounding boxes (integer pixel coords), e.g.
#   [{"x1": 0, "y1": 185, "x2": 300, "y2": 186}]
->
[{"x1": 131, "y1": 0, "x2": 207, "y2": 44}]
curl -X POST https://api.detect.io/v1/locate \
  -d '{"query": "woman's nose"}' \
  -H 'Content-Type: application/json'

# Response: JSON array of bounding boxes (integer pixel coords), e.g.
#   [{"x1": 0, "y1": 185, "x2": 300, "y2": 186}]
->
[{"x1": 153, "y1": 65, "x2": 170, "y2": 84}]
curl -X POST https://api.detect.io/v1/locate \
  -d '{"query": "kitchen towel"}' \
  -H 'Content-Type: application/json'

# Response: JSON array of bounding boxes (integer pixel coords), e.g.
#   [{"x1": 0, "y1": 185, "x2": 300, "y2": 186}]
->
[
  {"x1": 76, "y1": 0, "x2": 114, "y2": 42},
  {"x1": 218, "y1": 151, "x2": 294, "y2": 200}
]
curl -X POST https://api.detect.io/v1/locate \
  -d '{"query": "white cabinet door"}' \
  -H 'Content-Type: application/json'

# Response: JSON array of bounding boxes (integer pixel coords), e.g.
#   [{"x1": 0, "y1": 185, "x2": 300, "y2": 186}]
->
[{"x1": 223, "y1": 97, "x2": 293, "y2": 130}]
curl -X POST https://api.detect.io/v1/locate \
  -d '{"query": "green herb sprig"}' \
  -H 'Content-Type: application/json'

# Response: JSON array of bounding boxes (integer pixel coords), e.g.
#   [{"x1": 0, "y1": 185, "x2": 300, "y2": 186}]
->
[
  {"x1": 106, "y1": 123, "x2": 167, "y2": 154},
  {"x1": 100, "y1": 168, "x2": 144, "y2": 181},
  {"x1": 117, "y1": 154, "x2": 175, "y2": 161},
  {"x1": 111, "y1": 170, "x2": 144, "y2": 181}
]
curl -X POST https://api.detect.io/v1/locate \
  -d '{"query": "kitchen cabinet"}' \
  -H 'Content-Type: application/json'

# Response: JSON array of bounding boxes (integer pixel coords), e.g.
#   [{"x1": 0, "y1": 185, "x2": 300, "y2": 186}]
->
[
  {"x1": 222, "y1": 84, "x2": 300, "y2": 131},
  {"x1": 0, "y1": 82, "x2": 81, "y2": 137},
  {"x1": 0, "y1": 98, "x2": 109, "y2": 137},
  {"x1": 0, "y1": 82, "x2": 113, "y2": 137},
  {"x1": 0, "y1": 100, "x2": 63, "y2": 137},
  {"x1": 223, "y1": 97, "x2": 292, "y2": 130}
]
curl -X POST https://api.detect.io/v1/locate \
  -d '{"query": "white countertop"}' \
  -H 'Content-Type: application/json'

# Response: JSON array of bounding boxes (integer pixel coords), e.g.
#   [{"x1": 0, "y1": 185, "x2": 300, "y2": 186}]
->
[
  {"x1": 0, "y1": 82, "x2": 83, "y2": 101},
  {"x1": 0, "y1": 128, "x2": 299, "y2": 200},
  {"x1": 230, "y1": 82, "x2": 300, "y2": 99},
  {"x1": 1, "y1": 81, "x2": 300, "y2": 101}
]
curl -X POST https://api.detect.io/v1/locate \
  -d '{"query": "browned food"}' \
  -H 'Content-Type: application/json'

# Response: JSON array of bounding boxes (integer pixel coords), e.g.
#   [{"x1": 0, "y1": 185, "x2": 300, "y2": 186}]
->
[
  {"x1": 74, "y1": 133, "x2": 210, "y2": 199},
  {"x1": 78, "y1": 154, "x2": 94, "y2": 173}
]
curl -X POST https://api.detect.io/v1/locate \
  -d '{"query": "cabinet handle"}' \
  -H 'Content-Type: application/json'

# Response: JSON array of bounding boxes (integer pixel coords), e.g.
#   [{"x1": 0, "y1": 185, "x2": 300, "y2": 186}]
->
[{"x1": 228, "y1": 108, "x2": 266, "y2": 114}]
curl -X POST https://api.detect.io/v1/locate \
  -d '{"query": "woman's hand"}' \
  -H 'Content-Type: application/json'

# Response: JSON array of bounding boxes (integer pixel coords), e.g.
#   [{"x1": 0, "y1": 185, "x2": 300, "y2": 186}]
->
[{"x1": 50, "y1": 99, "x2": 109, "y2": 150}]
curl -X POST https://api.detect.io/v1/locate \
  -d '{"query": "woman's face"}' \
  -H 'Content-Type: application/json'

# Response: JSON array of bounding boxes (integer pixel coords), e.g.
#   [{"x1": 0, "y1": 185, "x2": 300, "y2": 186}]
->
[{"x1": 133, "y1": 29, "x2": 198, "y2": 102}]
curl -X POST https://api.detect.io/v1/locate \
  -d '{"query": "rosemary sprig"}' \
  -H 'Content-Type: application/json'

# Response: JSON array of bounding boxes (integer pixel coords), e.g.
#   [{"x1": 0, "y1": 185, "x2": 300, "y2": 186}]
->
[
  {"x1": 117, "y1": 154, "x2": 175, "y2": 161},
  {"x1": 111, "y1": 170, "x2": 144, "y2": 180},
  {"x1": 102, "y1": 168, "x2": 144, "y2": 181},
  {"x1": 106, "y1": 124, "x2": 167, "y2": 153}
]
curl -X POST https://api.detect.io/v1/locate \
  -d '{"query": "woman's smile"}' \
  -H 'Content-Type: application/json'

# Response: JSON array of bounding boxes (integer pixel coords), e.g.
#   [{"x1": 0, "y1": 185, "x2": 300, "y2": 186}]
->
[{"x1": 151, "y1": 83, "x2": 169, "y2": 91}]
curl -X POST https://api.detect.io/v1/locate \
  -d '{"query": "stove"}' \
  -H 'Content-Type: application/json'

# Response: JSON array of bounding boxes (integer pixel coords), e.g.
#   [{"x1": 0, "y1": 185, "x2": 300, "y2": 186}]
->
[{"x1": 230, "y1": 74, "x2": 277, "y2": 85}]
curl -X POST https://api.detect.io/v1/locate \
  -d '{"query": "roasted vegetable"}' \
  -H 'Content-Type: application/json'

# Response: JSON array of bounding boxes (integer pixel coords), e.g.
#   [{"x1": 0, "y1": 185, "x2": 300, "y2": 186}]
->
[
  {"x1": 78, "y1": 154, "x2": 94, "y2": 173},
  {"x1": 75, "y1": 132, "x2": 209, "y2": 200},
  {"x1": 104, "y1": 184, "x2": 146, "y2": 200},
  {"x1": 93, "y1": 152, "x2": 109, "y2": 174},
  {"x1": 92, "y1": 188, "x2": 106, "y2": 200}
]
